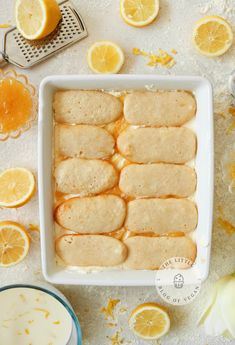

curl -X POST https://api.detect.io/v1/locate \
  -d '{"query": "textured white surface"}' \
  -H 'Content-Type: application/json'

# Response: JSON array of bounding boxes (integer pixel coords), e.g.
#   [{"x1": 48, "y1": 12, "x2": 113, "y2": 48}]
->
[{"x1": 0, "y1": 1, "x2": 235, "y2": 344}]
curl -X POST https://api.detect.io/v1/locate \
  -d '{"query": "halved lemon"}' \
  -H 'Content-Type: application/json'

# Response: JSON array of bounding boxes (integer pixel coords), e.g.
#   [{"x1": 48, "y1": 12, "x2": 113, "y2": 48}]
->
[
  {"x1": 87, "y1": 41, "x2": 125, "y2": 74},
  {"x1": 0, "y1": 221, "x2": 30, "y2": 267},
  {"x1": 120, "y1": 0, "x2": 159, "y2": 27},
  {"x1": 15, "y1": 0, "x2": 61, "y2": 40},
  {"x1": 0, "y1": 168, "x2": 35, "y2": 208},
  {"x1": 128, "y1": 303, "x2": 170, "y2": 340},
  {"x1": 192, "y1": 15, "x2": 233, "y2": 57}
]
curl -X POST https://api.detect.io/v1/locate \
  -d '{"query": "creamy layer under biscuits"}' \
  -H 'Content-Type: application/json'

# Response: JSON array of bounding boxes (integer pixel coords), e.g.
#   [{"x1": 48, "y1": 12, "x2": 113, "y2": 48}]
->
[
  {"x1": 125, "y1": 198, "x2": 198, "y2": 234},
  {"x1": 53, "y1": 90, "x2": 122, "y2": 125},
  {"x1": 117, "y1": 127, "x2": 196, "y2": 164},
  {"x1": 55, "y1": 158, "x2": 118, "y2": 195},
  {"x1": 124, "y1": 91, "x2": 196, "y2": 126},
  {"x1": 119, "y1": 163, "x2": 196, "y2": 198},
  {"x1": 55, "y1": 195, "x2": 126, "y2": 233},
  {"x1": 56, "y1": 234, "x2": 127, "y2": 266},
  {"x1": 124, "y1": 236, "x2": 197, "y2": 270},
  {"x1": 55, "y1": 124, "x2": 115, "y2": 159}
]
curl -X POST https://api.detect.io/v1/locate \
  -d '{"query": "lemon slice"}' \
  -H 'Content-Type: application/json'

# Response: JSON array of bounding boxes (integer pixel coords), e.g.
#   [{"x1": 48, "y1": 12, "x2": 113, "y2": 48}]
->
[
  {"x1": 120, "y1": 0, "x2": 159, "y2": 27},
  {"x1": 192, "y1": 15, "x2": 233, "y2": 57},
  {"x1": 87, "y1": 41, "x2": 125, "y2": 74},
  {"x1": 0, "y1": 168, "x2": 35, "y2": 208},
  {"x1": 0, "y1": 221, "x2": 30, "y2": 267},
  {"x1": 129, "y1": 303, "x2": 170, "y2": 340},
  {"x1": 15, "y1": 0, "x2": 61, "y2": 40}
]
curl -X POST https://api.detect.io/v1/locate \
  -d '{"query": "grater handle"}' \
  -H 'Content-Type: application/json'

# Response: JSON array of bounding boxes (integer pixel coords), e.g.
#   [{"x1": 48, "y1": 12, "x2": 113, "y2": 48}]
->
[{"x1": 0, "y1": 53, "x2": 8, "y2": 68}]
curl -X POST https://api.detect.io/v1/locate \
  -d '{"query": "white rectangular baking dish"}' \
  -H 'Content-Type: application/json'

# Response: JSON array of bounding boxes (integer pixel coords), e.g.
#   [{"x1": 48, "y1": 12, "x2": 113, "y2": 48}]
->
[{"x1": 38, "y1": 74, "x2": 213, "y2": 286}]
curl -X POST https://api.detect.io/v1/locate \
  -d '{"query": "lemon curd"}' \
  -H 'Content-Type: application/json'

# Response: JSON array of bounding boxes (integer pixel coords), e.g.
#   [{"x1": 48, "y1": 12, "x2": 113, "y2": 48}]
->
[
  {"x1": 0, "y1": 287, "x2": 72, "y2": 345},
  {"x1": 0, "y1": 77, "x2": 33, "y2": 133}
]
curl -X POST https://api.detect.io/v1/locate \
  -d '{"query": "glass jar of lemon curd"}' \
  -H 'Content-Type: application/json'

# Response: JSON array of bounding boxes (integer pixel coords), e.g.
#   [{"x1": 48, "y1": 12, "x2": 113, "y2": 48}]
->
[{"x1": 0, "y1": 283, "x2": 82, "y2": 345}]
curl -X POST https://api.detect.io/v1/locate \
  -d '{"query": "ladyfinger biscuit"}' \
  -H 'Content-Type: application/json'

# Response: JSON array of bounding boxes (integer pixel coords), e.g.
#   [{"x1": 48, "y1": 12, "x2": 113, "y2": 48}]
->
[
  {"x1": 124, "y1": 236, "x2": 196, "y2": 270},
  {"x1": 55, "y1": 124, "x2": 115, "y2": 159},
  {"x1": 117, "y1": 127, "x2": 196, "y2": 164},
  {"x1": 124, "y1": 91, "x2": 196, "y2": 126},
  {"x1": 119, "y1": 163, "x2": 196, "y2": 198},
  {"x1": 56, "y1": 234, "x2": 127, "y2": 266},
  {"x1": 125, "y1": 198, "x2": 197, "y2": 234},
  {"x1": 55, "y1": 158, "x2": 118, "y2": 195},
  {"x1": 54, "y1": 90, "x2": 122, "y2": 125},
  {"x1": 55, "y1": 195, "x2": 126, "y2": 233}
]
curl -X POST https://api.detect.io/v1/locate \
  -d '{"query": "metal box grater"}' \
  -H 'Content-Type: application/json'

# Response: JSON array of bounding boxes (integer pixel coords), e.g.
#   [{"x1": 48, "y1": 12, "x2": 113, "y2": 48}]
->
[{"x1": 0, "y1": 0, "x2": 88, "y2": 69}]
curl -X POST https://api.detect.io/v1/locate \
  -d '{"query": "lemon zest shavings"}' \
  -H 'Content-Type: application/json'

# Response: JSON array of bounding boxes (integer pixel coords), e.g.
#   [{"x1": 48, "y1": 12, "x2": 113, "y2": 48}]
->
[
  {"x1": 101, "y1": 298, "x2": 120, "y2": 319},
  {"x1": 132, "y1": 47, "x2": 176, "y2": 68},
  {"x1": 0, "y1": 24, "x2": 11, "y2": 28},
  {"x1": 108, "y1": 331, "x2": 124, "y2": 345},
  {"x1": 107, "y1": 322, "x2": 117, "y2": 328},
  {"x1": 28, "y1": 224, "x2": 40, "y2": 232},
  {"x1": 53, "y1": 320, "x2": 60, "y2": 325},
  {"x1": 218, "y1": 217, "x2": 235, "y2": 234},
  {"x1": 34, "y1": 308, "x2": 50, "y2": 319},
  {"x1": 119, "y1": 307, "x2": 127, "y2": 313},
  {"x1": 228, "y1": 107, "x2": 235, "y2": 116}
]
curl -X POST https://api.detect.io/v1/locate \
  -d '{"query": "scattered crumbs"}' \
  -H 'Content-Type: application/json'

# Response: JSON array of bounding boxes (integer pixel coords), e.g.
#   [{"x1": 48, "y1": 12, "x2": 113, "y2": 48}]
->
[
  {"x1": 132, "y1": 47, "x2": 176, "y2": 68},
  {"x1": 25, "y1": 328, "x2": 30, "y2": 335},
  {"x1": 216, "y1": 111, "x2": 226, "y2": 119},
  {"x1": 218, "y1": 217, "x2": 235, "y2": 234},
  {"x1": 119, "y1": 307, "x2": 127, "y2": 314},
  {"x1": 107, "y1": 322, "x2": 117, "y2": 328},
  {"x1": 53, "y1": 320, "x2": 60, "y2": 325},
  {"x1": 226, "y1": 162, "x2": 235, "y2": 180},
  {"x1": 199, "y1": 3, "x2": 211, "y2": 14},
  {"x1": 34, "y1": 308, "x2": 50, "y2": 319},
  {"x1": 0, "y1": 23, "x2": 11, "y2": 28},
  {"x1": 28, "y1": 320, "x2": 34, "y2": 324},
  {"x1": 28, "y1": 223, "x2": 40, "y2": 232},
  {"x1": 19, "y1": 294, "x2": 26, "y2": 302},
  {"x1": 226, "y1": 120, "x2": 235, "y2": 134},
  {"x1": 101, "y1": 298, "x2": 120, "y2": 320},
  {"x1": 33, "y1": 269, "x2": 41, "y2": 276},
  {"x1": 108, "y1": 331, "x2": 124, "y2": 345},
  {"x1": 217, "y1": 205, "x2": 224, "y2": 216}
]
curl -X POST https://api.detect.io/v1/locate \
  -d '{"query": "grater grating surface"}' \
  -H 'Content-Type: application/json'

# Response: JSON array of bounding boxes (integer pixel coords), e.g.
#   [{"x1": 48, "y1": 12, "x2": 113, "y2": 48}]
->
[{"x1": 1, "y1": 0, "x2": 88, "y2": 69}]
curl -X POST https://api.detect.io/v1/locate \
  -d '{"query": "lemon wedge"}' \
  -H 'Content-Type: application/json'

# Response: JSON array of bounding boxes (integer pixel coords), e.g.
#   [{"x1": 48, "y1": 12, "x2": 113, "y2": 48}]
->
[
  {"x1": 0, "y1": 221, "x2": 30, "y2": 267},
  {"x1": 192, "y1": 15, "x2": 233, "y2": 57},
  {"x1": 87, "y1": 41, "x2": 125, "y2": 74},
  {"x1": 0, "y1": 168, "x2": 35, "y2": 208},
  {"x1": 15, "y1": 0, "x2": 61, "y2": 40},
  {"x1": 120, "y1": 0, "x2": 159, "y2": 27},
  {"x1": 129, "y1": 303, "x2": 170, "y2": 340}
]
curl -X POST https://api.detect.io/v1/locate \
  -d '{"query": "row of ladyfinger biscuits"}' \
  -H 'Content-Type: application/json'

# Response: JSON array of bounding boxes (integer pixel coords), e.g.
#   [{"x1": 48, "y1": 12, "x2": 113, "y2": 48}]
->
[
  {"x1": 56, "y1": 234, "x2": 196, "y2": 270},
  {"x1": 55, "y1": 159, "x2": 196, "y2": 198},
  {"x1": 55, "y1": 195, "x2": 197, "y2": 234},
  {"x1": 56, "y1": 125, "x2": 196, "y2": 164},
  {"x1": 53, "y1": 89, "x2": 196, "y2": 126}
]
